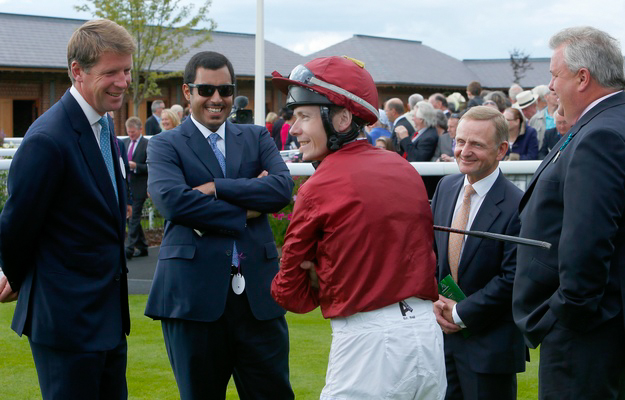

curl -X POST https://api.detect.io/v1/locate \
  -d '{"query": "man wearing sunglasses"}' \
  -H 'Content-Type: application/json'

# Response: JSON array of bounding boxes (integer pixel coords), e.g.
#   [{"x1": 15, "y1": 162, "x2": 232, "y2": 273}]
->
[
  {"x1": 144, "y1": 51, "x2": 295, "y2": 399},
  {"x1": 271, "y1": 56, "x2": 446, "y2": 399}
]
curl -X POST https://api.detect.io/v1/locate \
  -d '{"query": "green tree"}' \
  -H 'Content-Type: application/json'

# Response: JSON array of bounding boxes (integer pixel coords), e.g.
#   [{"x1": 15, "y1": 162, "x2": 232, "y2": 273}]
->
[{"x1": 76, "y1": 0, "x2": 216, "y2": 116}]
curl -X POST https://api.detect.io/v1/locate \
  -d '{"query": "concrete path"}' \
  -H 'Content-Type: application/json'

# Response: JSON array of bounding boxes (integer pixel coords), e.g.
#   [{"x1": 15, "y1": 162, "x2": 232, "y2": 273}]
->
[{"x1": 127, "y1": 246, "x2": 159, "y2": 295}]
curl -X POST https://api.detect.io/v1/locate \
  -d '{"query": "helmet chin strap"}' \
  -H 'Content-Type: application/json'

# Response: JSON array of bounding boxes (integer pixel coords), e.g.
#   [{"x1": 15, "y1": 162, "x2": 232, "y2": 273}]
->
[{"x1": 320, "y1": 106, "x2": 362, "y2": 152}]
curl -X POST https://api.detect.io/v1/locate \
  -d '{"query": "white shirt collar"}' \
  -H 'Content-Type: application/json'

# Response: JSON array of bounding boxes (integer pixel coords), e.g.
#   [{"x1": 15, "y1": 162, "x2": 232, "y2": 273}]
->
[
  {"x1": 579, "y1": 90, "x2": 622, "y2": 121},
  {"x1": 69, "y1": 85, "x2": 104, "y2": 125},
  {"x1": 463, "y1": 167, "x2": 500, "y2": 198},
  {"x1": 190, "y1": 114, "x2": 226, "y2": 141}
]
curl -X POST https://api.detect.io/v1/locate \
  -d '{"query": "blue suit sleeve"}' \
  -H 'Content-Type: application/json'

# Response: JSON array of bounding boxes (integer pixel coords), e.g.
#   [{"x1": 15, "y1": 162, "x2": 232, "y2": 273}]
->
[
  {"x1": 0, "y1": 133, "x2": 63, "y2": 288},
  {"x1": 147, "y1": 134, "x2": 247, "y2": 235},
  {"x1": 214, "y1": 128, "x2": 294, "y2": 213}
]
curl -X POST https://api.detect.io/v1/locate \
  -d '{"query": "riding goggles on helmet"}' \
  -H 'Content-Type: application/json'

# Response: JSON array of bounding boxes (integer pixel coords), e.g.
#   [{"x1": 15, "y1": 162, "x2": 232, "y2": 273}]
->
[{"x1": 287, "y1": 64, "x2": 379, "y2": 119}]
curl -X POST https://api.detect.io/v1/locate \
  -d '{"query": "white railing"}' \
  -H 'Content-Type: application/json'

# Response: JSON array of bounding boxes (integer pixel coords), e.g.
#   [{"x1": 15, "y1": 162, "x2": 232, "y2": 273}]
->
[{"x1": 0, "y1": 145, "x2": 540, "y2": 190}]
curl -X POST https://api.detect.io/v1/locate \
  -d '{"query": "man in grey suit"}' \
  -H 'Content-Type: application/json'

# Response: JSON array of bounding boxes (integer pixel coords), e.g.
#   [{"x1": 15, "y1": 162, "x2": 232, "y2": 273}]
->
[
  {"x1": 513, "y1": 26, "x2": 625, "y2": 399},
  {"x1": 122, "y1": 116, "x2": 149, "y2": 259},
  {"x1": 432, "y1": 106, "x2": 526, "y2": 400}
]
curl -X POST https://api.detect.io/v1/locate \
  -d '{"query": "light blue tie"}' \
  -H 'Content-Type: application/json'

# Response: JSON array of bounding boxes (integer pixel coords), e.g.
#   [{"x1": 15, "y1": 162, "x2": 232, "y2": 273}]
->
[
  {"x1": 98, "y1": 116, "x2": 118, "y2": 202},
  {"x1": 209, "y1": 133, "x2": 239, "y2": 267}
]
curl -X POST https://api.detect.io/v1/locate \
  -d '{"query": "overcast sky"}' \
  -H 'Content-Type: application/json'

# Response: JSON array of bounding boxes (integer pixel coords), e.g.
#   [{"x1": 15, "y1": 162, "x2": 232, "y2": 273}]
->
[{"x1": 2, "y1": 0, "x2": 624, "y2": 60}]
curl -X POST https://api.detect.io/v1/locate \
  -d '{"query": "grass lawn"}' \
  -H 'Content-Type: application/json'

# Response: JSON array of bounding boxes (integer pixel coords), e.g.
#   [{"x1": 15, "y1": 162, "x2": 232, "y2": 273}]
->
[{"x1": 0, "y1": 295, "x2": 539, "y2": 399}]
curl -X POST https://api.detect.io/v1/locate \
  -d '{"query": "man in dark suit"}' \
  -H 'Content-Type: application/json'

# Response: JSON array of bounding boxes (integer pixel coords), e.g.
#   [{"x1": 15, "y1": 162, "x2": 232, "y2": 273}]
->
[
  {"x1": 122, "y1": 116, "x2": 149, "y2": 258},
  {"x1": 145, "y1": 51, "x2": 294, "y2": 399},
  {"x1": 384, "y1": 97, "x2": 415, "y2": 155},
  {"x1": 396, "y1": 100, "x2": 439, "y2": 161},
  {"x1": 145, "y1": 100, "x2": 164, "y2": 135},
  {"x1": 513, "y1": 26, "x2": 625, "y2": 400},
  {"x1": 0, "y1": 19, "x2": 134, "y2": 399},
  {"x1": 432, "y1": 106, "x2": 526, "y2": 400},
  {"x1": 537, "y1": 111, "x2": 570, "y2": 159}
]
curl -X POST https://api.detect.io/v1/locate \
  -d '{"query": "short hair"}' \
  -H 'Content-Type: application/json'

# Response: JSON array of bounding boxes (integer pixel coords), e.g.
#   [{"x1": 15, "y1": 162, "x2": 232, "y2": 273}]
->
[
  {"x1": 485, "y1": 91, "x2": 508, "y2": 112},
  {"x1": 67, "y1": 19, "x2": 136, "y2": 83},
  {"x1": 160, "y1": 108, "x2": 181, "y2": 129},
  {"x1": 435, "y1": 110, "x2": 448, "y2": 130},
  {"x1": 386, "y1": 98, "x2": 405, "y2": 115},
  {"x1": 549, "y1": 26, "x2": 625, "y2": 90},
  {"x1": 170, "y1": 104, "x2": 184, "y2": 115},
  {"x1": 151, "y1": 100, "x2": 165, "y2": 113},
  {"x1": 434, "y1": 94, "x2": 448, "y2": 108},
  {"x1": 125, "y1": 116, "x2": 142, "y2": 130},
  {"x1": 467, "y1": 81, "x2": 482, "y2": 96},
  {"x1": 415, "y1": 101, "x2": 437, "y2": 128},
  {"x1": 508, "y1": 84, "x2": 523, "y2": 102},
  {"x1": 532, "y1": 85, "x2": 550, "y2": 101},
  {"x1": 408, "y1": 93, "x2": 424, "y2": 109},
  {"x1": 184, "y1": 51, "x2": 236, "y2": 86},
  {"x1": 460, "y1": 106, "x2": 509, "y2": 146}
]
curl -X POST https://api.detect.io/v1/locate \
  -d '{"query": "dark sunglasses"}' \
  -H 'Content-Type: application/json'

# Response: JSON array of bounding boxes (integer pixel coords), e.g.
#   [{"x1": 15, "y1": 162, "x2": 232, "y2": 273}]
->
[{"x1": 187, "y1": 84, "x2": 235, "y2": 97}]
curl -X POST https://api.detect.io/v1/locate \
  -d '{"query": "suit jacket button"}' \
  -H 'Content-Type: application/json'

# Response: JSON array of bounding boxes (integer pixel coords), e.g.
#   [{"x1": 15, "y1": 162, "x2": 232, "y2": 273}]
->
[
  {"x1": 226, "y1": 250, "x2": 232, "y2": 256},
  {"x1": 114, "y1": 274, "x2": 121, "y2": 282}
]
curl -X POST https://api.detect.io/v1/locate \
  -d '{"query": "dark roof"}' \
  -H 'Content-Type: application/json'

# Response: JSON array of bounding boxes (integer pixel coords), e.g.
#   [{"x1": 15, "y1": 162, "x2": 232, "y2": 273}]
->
[
  {"x1": 464, "y1": 58, "x2": 552, "y2": 89},
  {"x1": 0, "y1": 13, "x2": 552, "y2": 89},
  {"x1": 306, "y1": 34, "x2": 480, "y2": 87},
  {"x1": 0, "y1": 13, "x2": 306, "y2": 77}
]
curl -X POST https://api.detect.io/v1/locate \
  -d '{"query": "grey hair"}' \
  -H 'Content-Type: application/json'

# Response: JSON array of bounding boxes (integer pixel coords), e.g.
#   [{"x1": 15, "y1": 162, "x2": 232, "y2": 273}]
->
[
  {"x1": 415, "y1": 101, "x2": 437, "y2": 128},
  {"x1": 408, "y1": 93, "x2": 424, "y2": 109},
  {"x1": 508, "y1": 84, "x2": 523, "y2": 102},
  {"x1": 532, "y1": 85, "x2": 550, "y2": 101},
  {"x1": 125, "y1": 116, "x2": 142, "y2": 130},
  {"x1": 435, "y1": 110, "x2": 448, "y2": 130},
  {"x1": 550, "y1": 26, "x2": 625, "y2": 90},
  {"x1": 151, "y1": 100, "x2": 165, "y2": 113}
]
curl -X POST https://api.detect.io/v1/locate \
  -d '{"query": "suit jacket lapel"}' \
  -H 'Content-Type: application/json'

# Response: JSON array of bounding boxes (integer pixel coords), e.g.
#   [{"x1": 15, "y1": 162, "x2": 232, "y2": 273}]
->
[
  {"x1": 64, "y1": 94, "x2": 119, "y2": 221},
  {"x1": 225, "y1": 121, "x2": 243, "y2": 179},
  {"x1": 520, "y1": 92, "x2": 625, "y2": 211},
  {"x1": 183, "y1": 119, "x2": 224, "y2": 178}
]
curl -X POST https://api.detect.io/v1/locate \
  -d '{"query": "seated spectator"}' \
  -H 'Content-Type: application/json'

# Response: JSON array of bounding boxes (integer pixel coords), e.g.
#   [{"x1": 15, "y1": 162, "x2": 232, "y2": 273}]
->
[
  {"x1": 431, "y1": 110, "x2": 453, "y2": 161},
  {"x1": 395, "y1": 101, "x2": 438, "y2": 161},
  {"x1": 160, "y1": 108, "x2": 180, "y2": 131},
  {"x1": 375, "y1": 136, "x2": 395, "y2": 152},
  {"x1": 266, "y1": 112, "x2": 278, "y2": 134},
  {"x1": 503, "y1": 107, "x2": 539, "y2": 160},
  {"x1": 538, "y1": 110, "x2": 571, "y2": 159}
]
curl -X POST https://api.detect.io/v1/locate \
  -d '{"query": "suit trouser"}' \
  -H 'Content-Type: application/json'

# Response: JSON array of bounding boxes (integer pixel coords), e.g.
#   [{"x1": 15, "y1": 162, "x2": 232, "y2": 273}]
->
[
  {"x1": 444, "y1": 339, "x2": 517, "y2": 400},
  {"x1": 29, "y1": 335, "x2": 127, "y2": 400},
  {"x1": 126, "y1": 197, "x2": 148, "y2": 252},
  {"x1": 539, "y1": 314, "x2": 625, "y2": 400},
  {"x1": 161, "y1": 283, "x2": 294, "y2": 400}
]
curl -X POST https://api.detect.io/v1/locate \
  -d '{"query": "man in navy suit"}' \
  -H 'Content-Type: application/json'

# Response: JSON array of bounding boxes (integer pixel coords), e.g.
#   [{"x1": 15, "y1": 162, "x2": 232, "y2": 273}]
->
[
  {"x1": 0, "y1": 19, "x2": 135, "y2": 399},
  {"x1": 122, "y1": 116, "x2": 149, "y2": 258},
  {"x1": 432, "y1": 106, "x2": 526, "y2": 400},
  {"x1": 145, "y1": 51, "x2": 294, "y2": 399},
  {"x1": 513, "y1": 26, "x2": 625, "y2": 399}
]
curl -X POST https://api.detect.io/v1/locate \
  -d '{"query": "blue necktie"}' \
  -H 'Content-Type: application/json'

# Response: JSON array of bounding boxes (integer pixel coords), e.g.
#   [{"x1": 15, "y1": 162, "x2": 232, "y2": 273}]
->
[
  {"x1": 209, "y1": 133, "x2": 239, "y2": 267},
  {"x1": 98, "y1": 116, "x2": 118, "y2": 203}
]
